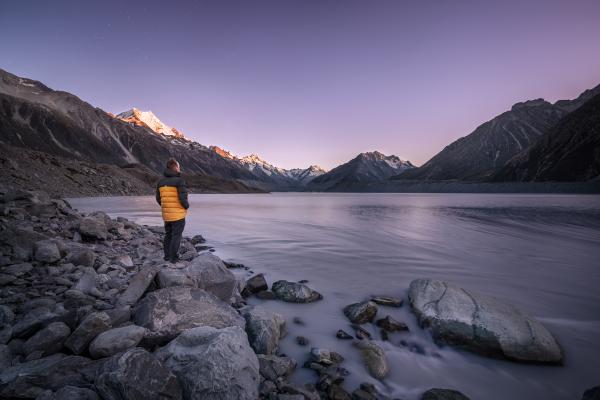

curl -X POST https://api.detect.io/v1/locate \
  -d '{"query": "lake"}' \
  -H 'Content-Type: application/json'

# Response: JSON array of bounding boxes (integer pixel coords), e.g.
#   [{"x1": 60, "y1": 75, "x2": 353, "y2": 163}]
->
[{"x1": 68, "y1": 193, "x2": 600, "y2": 400}]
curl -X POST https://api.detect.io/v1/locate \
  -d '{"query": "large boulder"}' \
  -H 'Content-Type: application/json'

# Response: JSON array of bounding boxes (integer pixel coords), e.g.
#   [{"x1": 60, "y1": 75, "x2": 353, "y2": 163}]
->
[
  {"x1": 0, "y1": 354, "x2": 97, "y2": 398},
  {"x1": 240, "y1": 305, "x2": 286, "y2": 355},
  {"x1": 271, "y1": 280, "x2": 323, "y2": 303},
  {"x1": 22, "y1": 322, "x2": 71, "y2": 357},
  {"x1": 243, "y1": 274, "x2": 268, "y2": 296},
  {"x1": 408, "y1": 278, "x2": 563, "y2": 363},
  {"x1": 354, "y1": 341, "x2": 389, "y2": 380},
  {"x1": 343, "y1": 301, "x2": 378, "y2": 324},
  {"x1": 64, "y1": 312, "x2": 112, "y2": 355},
  {"x1": 184, "y1": 253, "x2": 237, "y2": 302},
  {"x1": 79, "y1": 218, "x2": 108, "y2": 241},
  {"x1": 133, "y1": 286, "x2": 245, "y2": 345},
  {"x1": 11, "y1": 307, "x2": 59, "y2": 338},
  {"x1": 155, "y1": 326, "x2": 259, "y2": 400},
  {"x1": 33, "y1": 240, "x2": 61, "y2": 263},
  {"x1": 95, "y1": 347, "x2": 182, "y2": 400},
  {"x1": 156, "y1": 268, "x2": 194, "y2": 289},
  {"x1": 88, "y1": 325, "x2": 147, "y2": 359}
]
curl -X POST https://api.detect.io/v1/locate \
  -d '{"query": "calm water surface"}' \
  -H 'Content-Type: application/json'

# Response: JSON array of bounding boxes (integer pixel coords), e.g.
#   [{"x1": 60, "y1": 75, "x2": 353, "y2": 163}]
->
[{"x1": 69, "y1": 193, "x2": 600, "y2": 400}]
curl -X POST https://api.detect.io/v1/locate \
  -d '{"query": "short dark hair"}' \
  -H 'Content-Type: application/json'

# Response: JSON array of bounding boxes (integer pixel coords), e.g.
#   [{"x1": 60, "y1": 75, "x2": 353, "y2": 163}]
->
[{"x1": 166, "y1": 158, "x2": 179, "y2": 170}]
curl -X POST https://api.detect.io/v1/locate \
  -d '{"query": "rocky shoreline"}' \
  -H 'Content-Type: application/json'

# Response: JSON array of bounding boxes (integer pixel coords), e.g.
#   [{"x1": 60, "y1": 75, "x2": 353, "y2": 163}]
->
[{"x1": 0, "y1": 190, "x2": 598, "y2": 400}]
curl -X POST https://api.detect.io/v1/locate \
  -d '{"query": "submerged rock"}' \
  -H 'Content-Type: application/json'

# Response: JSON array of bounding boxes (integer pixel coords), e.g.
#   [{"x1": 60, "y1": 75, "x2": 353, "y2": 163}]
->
[
  {"x1": 408, "y1": 278, "x2": 563, "y2": 363},
  {"x1": 421, "y1": 388, "x2": 471, "y2": 400},
  {"x1": 371, "y1": 296, "x2": 403, "y2": 308},
  {"x1": 133, "y1": 286, "x2": 245, "y2": 345},
  {"x1": 155, "y1": 326, "x2": 259, "y2": 400},
  {"x1": 257, "y1": 354, "x2": 297, "y2": 381},
  {"x1": 271, "y1": 280, "x2": 323, "y2": 303},
  {"x1": 95, "y1": 347, "x2": 182, "y2": 400},
  {"x1": 376, "y1": 316, "x2": 408, "y2": 332},
  {"x1": 354, "y1": 341, "x2": 389, "y2": 380},
  {"x1": 343, "y1": 301, "x2": 378, "y2": 324},
  {"x1": 336, "y1": 329, "x2": 353, "y2": 340}
]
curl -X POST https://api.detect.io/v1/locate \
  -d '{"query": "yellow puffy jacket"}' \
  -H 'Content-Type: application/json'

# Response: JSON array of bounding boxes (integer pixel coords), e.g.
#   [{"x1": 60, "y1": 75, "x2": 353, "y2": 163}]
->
[{"x1": 155, "y1": 169, "x2": 189, "y2": 222}]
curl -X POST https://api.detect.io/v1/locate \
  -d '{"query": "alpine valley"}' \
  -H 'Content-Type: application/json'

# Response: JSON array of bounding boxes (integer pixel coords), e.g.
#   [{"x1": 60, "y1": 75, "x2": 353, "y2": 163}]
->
[{"x1": 1, "y1": 67, "x2": 599, "y2": 195}]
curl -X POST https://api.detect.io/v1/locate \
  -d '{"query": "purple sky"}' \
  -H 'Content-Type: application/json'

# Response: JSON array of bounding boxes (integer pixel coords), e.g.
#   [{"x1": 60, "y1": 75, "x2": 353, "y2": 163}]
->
[{"x1": 2, "y1": 0, "x2": 600, "y2": 170}]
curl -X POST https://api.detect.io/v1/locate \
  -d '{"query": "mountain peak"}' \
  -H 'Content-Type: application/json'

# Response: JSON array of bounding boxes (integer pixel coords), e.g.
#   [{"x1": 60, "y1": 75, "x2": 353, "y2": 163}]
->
[
  {"x1": 115, "y1": 108, "x2": 185, "y2": 138},
  {"x1": 511, "y1": 98, "x2": 551, "y2": 111}
]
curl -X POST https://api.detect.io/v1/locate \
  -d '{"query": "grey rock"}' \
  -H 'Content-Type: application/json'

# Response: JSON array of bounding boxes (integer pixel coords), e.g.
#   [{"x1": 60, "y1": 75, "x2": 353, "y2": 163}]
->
[
  {"x1": 3, "y1": 262, "x2": 33, "y2": 276},
  {"x1": 12, "y1": 307, "x2": 59, "y2": 338},
  {"x1": 73, "y1": 267, "x2": 101, "y2": 297},
  {"x1": 133, "y1": 286, "x2": 245, "y2": 345},
  {"x1": 156, "y1": 268, "x2": 194, "y2": 288},
  {"x1": 408, "y1": 278, "x2": 563, "y2": 363},
  {"x1": 95, "y1": 347, "x2": 182, "y2": 400},
  {"x1": 0, "y1": 354, "x2": 97, "y2": 398},
  {"x1": 104, "y1": 306, "x2": 131, "y2": 326},
  {"x1": 240, "y1": 305, "x2": 286, "y2": 355},
  {"x1": 116, "y1": 265, "x2": 160, "y2": 307},
  {"x1": 114, "y1": 254, "x2": 134, "y2": 268},
  {"x1": 244, "y1": 273, "x2": 268, "y2": 295},
  {"x1": 271, "y1": 280, "x2": 323, "y2": 303},
  {"x1": 88, "y1": 325, "x2": 146, "y2": 359},
  {"x1": 184, "y1": 253, "x2": 237, "y2": 302},
  {"x1": 0, "y1": 305, "x2": 14, "y2": 325},
  {"x1": 33, "y1": 240, "x2": 61, "y2": 263},
  {"x1": 354, "y1": 341, "x2": 389, "y2": 379},
  {"x1": 421, "y1": 388, "x2": 471, "y2": 400},
  {"x1": 42, "y1": 386, "x2": 100, "y2": 400},
  {"x1": 79, "y1": 218, "x2": 108, "y2": 241},
  {"x1": 376, "y1": 315, "x2": 409, "y2": 332},
  {"x1": 64, "y1": 311, "x2": 111, "y2": 355},
  {"x1": 22, "y1": 322, "x2": 70, "y2": 356},
  {"x1": 371, "y1": 296, "x2": 403, "y2": 308},
  {"x1": 309, "y1": 348, "x2": 344, "y2": 365},
  {"x1": 66, "y1": 249, "x2": 96, "y2": 268},
  {"x1": 155, "y1": 326, "x2": 259, "y2": 400},
  {"x1": 343, "y1": 301, "x2": 378, "y2": 324},
  {"x1": 257, "y1": 354, "x2": 296, "y2": 381},
  {"x1": 0, "y1": 344, "x2": 10, "y2": 369}
]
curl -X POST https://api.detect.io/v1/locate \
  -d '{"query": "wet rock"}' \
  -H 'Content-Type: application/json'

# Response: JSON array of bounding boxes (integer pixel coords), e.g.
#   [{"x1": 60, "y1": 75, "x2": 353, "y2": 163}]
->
[
  {"x1": 271, "y1": 280, "x2": 323, "y2": 303},
  {"x1": 278, "y1": 382, "x2": 320, "y2": 400},
  {"x1": 336, "y1": 330, "x2": 353, "y2": 340},
  {"x1": 155, "y1": 326, "x2": 259, "y2": 400},
  {"x1": 133, "y1": 286, "x2": 245, "y2": 345},
  {"x1": 190, "y1": 234, "x2": 206, "y2": 244},
  {"x1": 95, "y1": 347, "x2": 182, "y2": 400},
  {"x1": 64, "y1": 311, "x2": 112, "y2": 355},
  {"x1": 116, "y1": 265, "x2": 160, "y2": 307},
  {"x1": 327, "y1": 384, "x2": 352, "y2": 400},
  {"x1": 421, "y1": 388, "x2": 471, "y2": 400},
  {"x1": 184, "y1": 253, "x2": 237, "y2": 302},
  {"x1": 88, "y1": 325, "x2": 146, "y2": 359},
  {"x1": 376, "y1": 316, "x2": 409, "y2": 332},
  {"x1": 240, "y1": 305, "x2": 286, "y2": 355},
  {"x1": 33, "y1": 240, "x2": 61, "y2": 263},
  {"x1": 22, "y1": 322, "x2": 71, "y2": 357},
  {"x1": 243, "y1": 273, "x2": 268, "y2": 296},
  {"x1": 79, "y1": 217, "x2": 108, "y2": 241},
  {"x1": 408, "y1": 278, "x2": 563, "y2": 363},
  {"x1": 343, "y1": 301, "x2": 378, "y2": 324},
  {"x1": 354, "y1": 341, "x2": 389, "y2": 379},
  {"x1": 310, "y1": 348, "x2": 344, "y2": 366},
  {"x1": 255, "y1": 290, "x2": 277, "y2": 300},
  {"x1": 296, "y1": 336, "x2": 309, "y2": 346},
  {"x1": 352, "y1": 325, "x2": 372, "y2": 340},
  {"x1": 371, "y1": 295, "x2": 403, "y2": 308},
  {"x1": 257, "y1": 354, "x2": 297, "y2": 381},
  {"x1": 0, "y1": 354, "x2": 97, "y2": 398}
]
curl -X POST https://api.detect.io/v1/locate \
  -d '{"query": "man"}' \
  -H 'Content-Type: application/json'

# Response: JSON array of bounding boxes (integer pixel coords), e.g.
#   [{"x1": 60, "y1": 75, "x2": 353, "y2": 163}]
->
[{"x1": 155, "y1": 158, "x2": 189, "y2": 263}]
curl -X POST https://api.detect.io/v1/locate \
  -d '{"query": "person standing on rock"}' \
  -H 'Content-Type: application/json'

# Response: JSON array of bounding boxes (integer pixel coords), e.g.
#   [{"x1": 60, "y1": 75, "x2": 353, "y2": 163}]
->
[{"x1": 155, "y1": 158, "x2": 189, "y2": 263}]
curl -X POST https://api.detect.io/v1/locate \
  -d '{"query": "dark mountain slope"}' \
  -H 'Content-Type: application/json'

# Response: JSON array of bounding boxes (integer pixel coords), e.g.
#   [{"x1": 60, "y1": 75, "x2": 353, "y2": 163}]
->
[{"x1": 492, "y1": 93, "x2": 600, "y2": 182}]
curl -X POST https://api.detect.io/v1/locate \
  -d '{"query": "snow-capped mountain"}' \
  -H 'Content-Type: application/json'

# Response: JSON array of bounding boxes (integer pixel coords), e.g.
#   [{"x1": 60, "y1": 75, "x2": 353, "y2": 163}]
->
[
  {"x1": 209, "y1": 146, "x2": 326, "y2": 187},
  {"x1": 116, "y1": 108, "x2": 185, "y2": 138},
  {"x1": 307, "y1": 151, "x2": 415, "y2": 191}
]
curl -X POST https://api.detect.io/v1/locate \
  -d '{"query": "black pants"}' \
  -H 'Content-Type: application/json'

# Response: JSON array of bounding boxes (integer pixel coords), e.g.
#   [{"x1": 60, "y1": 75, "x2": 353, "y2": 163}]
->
[{"x1": 164, "y1": 218, "x2": 185, "y2": 261}]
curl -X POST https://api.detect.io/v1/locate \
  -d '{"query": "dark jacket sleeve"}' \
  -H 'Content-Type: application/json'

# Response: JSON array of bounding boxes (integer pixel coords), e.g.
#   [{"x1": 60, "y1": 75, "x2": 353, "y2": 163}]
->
[
  {"x1": 155, "y1": 182, "x2": 161, "y2": 205},
  {"x1": 177, "y1": 178, "x2": 189, "y2": 210}
]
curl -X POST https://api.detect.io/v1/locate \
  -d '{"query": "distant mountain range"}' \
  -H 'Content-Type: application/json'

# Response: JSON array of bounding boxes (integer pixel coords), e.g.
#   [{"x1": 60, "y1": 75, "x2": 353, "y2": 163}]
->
[
  {"x1": 0, "y1": 67, "x2": 598, "y2": 195},
  {"x1": 393, "y1": 84, "x2": 600, "y2": 183}
]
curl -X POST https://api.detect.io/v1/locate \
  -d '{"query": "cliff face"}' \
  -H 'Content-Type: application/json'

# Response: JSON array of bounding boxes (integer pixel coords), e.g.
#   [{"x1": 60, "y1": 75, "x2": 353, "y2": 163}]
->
[{"x1": 492, "y1": 93, "x2": 600, "y2": 182}]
